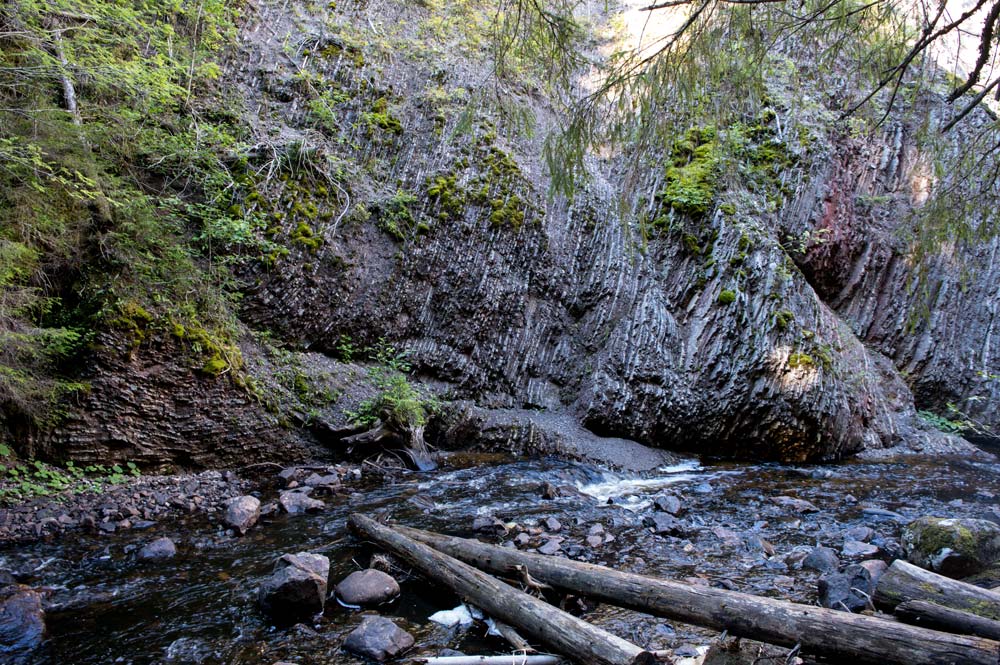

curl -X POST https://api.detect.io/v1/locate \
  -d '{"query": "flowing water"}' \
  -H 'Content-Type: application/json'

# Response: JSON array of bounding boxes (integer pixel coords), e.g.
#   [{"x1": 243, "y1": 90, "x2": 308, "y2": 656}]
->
[{"x1": 4, "y1": 450, "x2": 1000, "y2": 664}]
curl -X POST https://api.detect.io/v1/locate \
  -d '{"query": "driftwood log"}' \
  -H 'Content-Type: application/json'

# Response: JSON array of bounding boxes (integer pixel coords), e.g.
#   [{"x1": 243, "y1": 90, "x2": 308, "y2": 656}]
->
[
  {"x1": 394, "y1": 524, "x2": 1000, "y2": 665},
  {"x1": 348, "y1": 514, "x2": 656, "y2": 665},
  {"x1": 895, "y1": 600, "x2": 1000, "y2": 641},
  {"x1": 874, "y1": 560, "x2": 1000, "y2": 620},
  {"x1": 407, "y1": 657, "x2": 562, "y2": 665}
]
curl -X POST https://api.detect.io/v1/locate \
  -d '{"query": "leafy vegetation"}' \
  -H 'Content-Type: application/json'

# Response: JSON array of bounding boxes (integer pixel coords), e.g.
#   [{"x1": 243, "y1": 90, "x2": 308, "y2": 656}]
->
[
  {"x1": 0, "y1": 445, "x2": 140, "y2": 505},
  {"x1": 918, "y1": 404, "x2": 993, "y2": 436},
  {"x1": 0, "y1": 0, "x2": 266, "y2": 433},
  {"x1": 345, "y1": 340, "x2": 438, "y2": 432}
]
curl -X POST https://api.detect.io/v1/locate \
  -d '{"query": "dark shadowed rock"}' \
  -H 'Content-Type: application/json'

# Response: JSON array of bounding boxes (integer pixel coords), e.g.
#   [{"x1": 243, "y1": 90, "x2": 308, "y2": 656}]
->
[
  {"x1": 902, "y1": 516, "x2": 1000, "y2": 578},
  {"x1": 138, "y1": 537, "x2": 177, "y2": 561},
  {"x1": 343, "y1": 616, "x2": 414, "y2": 662},
  {"x1": 223, "y1": 495, "x2": 261, "y2": 534},
  {"x1": 278, "y1": 491, "x2": 325, "y2": 514},
  {"x1": 0, "y1": 585, "x2": 44, "y2": 651},
  {"x1": 817, "y1": 564, "x2": 873, "y2": 612},
  {"x1": 258, "y1": 552, "x2": 329, "y2": 622},
  {"x1": 336, "y1": 569, "x2": 400, "y2": 606}
]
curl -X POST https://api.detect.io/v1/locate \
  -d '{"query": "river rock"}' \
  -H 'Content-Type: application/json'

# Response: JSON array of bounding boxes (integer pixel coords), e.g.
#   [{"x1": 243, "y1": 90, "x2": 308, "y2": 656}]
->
[
  {"x1": 543, "y1": 516, "x2": 562, "y2": 532},
  {"x1": 859, "y1": 559, "x2": 887, "y2": 585},
  {"x1": 278, "y1": 491, "x2": 325, "y2": 514},
  {"x1": 223, "y1": 495, "x2": 261, "y2": 534},
  {"x1": 538, "y1": 538, "x2": 563, "y2": 555},
  {"x1": 654, "y1": 493, "x2": 683, "y2": 515},
  {"x1": 843, "y1": 525, "x2": 874, "y2": 542},
  {"x1": 841, "y1": 540, "x2": 879, "y2": 558},
  {"x1": 770, "y1": 496, "x2": 820, "y2": 513},
  {"x1": 644, "y1": 513, "x2": 685, "y2": 536},
  {"x1": 258, "y1": 552, "x2": 330, "y2": 621},
  {"x1": 817, "y1": 564, "x2": 873, "y2": 612},
  {"x1": 138, "y1": 536, "x2": 177, "y2": 561},
  {"x1": 902, "y1": 516, "x2": 1000, "y2": 577},
  {"x1": 277, "y1": 467, "x2": 301, "y2": 487},
  {"x1": 801, "y1": 546, "x2": 839, "y2": 573},
  {"x1": 472, "y1": 515, "x2": 506, "y2": 534},
  {"x1": 0, "y1": 584, "x2": 45, "y2": 651},
  {"x1": 343, "y1": 616, "x2": 414, "y2": 662},
  {"x1": 336, "y1": 569, "x2": 400, "y2": 606},
  {"x1": 303, "y1": 473, "x2": 341, "y2": 495}
]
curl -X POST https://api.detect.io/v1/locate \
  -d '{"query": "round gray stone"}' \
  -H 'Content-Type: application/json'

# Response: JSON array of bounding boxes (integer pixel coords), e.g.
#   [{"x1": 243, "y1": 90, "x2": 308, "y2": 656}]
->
[{"x1": 336, "y1": 569, "x2": 400, "y2": 606}]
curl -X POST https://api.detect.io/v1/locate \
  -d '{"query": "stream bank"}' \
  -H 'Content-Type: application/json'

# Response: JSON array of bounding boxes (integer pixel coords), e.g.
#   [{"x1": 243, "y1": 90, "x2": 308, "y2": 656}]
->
[{"x1": 3, "y1": 445, "x2": 1000, "y2": 664}]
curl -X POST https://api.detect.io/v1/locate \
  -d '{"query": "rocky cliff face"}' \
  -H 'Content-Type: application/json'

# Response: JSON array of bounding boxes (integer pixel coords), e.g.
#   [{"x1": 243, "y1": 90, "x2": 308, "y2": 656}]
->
[
  {"x1": 28, "y1": 0, "x2": 997, "y2": 466},
  {"x1": 783, "y1": 114, "x2": 1000, "y2": 435}
]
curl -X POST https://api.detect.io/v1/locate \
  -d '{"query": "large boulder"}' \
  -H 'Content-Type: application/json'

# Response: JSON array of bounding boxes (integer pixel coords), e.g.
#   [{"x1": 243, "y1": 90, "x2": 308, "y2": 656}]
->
[
  {"x1": 223, "y1": 496, "x2": 261, "y2": 534},
  {"x1": 902, "y1": 517, "x2": 1000, "y2": 578},
  {"x1": 335, "y1": 569, "x2": 400, "y2": 607},
  {"x1": 0, "y1": 585, "x2": 45, "y2": 652},
  {"x1": 258, "y1": 552, "x2": 330, "y2": 622},
  {"x1": 343, "y1": 616, "x2": 414, "y2": 662}
]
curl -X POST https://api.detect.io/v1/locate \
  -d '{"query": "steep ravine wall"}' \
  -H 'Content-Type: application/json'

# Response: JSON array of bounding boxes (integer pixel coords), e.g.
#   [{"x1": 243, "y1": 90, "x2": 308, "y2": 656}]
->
[
  {"x1": 30, "y1": 1, "x2": 995, "y2": 467},
  {"x1": 782, "y1": 114, "x2": 1000, "y2": 434}
]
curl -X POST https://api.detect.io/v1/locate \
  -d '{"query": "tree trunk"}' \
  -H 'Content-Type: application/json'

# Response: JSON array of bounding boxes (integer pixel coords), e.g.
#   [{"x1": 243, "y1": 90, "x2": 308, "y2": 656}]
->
[
  {"x1": 340, "y1": 421, "x2": 437, "y2": 471},
  {"x1": 394, "y1": 525, "x2": 1000, "y2": 665},
  {"x1": 348, "y1": 514, "x2": 655, "y2": 665},
  {"x1": 45, "y1": 17, "x2": 113, "y2": 226},
  {"x1": 895, "y1": 600, "x2": 1000, "y2": 641},
  {"x1": 874, "y1": 560, "x2": 1000, "y2": 620}
]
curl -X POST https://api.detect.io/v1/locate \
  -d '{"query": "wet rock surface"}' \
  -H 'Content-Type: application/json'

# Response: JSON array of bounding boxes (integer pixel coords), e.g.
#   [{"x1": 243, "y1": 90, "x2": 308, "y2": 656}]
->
[
  {"x1": 278, "y1": 491, "x2": 325, "y2": 514},
  {"x1": 0, "y1": 470, "x2": 249, "y2": 544},
  {"x1": 258, "y1": 552, "x2": 330, "y2": 622},
  {"x1": 223, "y1": 496, "x2": 261, "y2": 535},
  {"x1": 137, "y1": 537, "x2": 176, "y2": 561},
  {"x1": 0, "y1": 584, "x2": 45, "y2": 652},
  {"x1": 343, "y1": 616, "x2": 414, "y2": 662},
  {"x1": 336, "y1": 569, "x2": 400, "y2": 607}
]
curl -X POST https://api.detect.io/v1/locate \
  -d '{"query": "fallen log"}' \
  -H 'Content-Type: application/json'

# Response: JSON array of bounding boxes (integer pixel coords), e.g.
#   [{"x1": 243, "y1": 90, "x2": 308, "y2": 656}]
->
[
  {"x1": 895, "y1": 600, "x2": 1000, "y2": 640},
  {"x1": 408, "y1": 657, "x2": 559, "y2": 665},
  {"x1": 874, "y1": 560, "x2": 1000, "y2": 620},
  {"x1": 394, "y1": 524, "x2": 1000, "y2": 665},
  {"x1": 407, "y1": 656, "x2": 562, "y2": 665},
  {"x1": 489, "y1": 619, "x2": 534, "y2": 653},
  {"x1": 348, "y1": 514, "x2": 655, "y2": 665}
]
